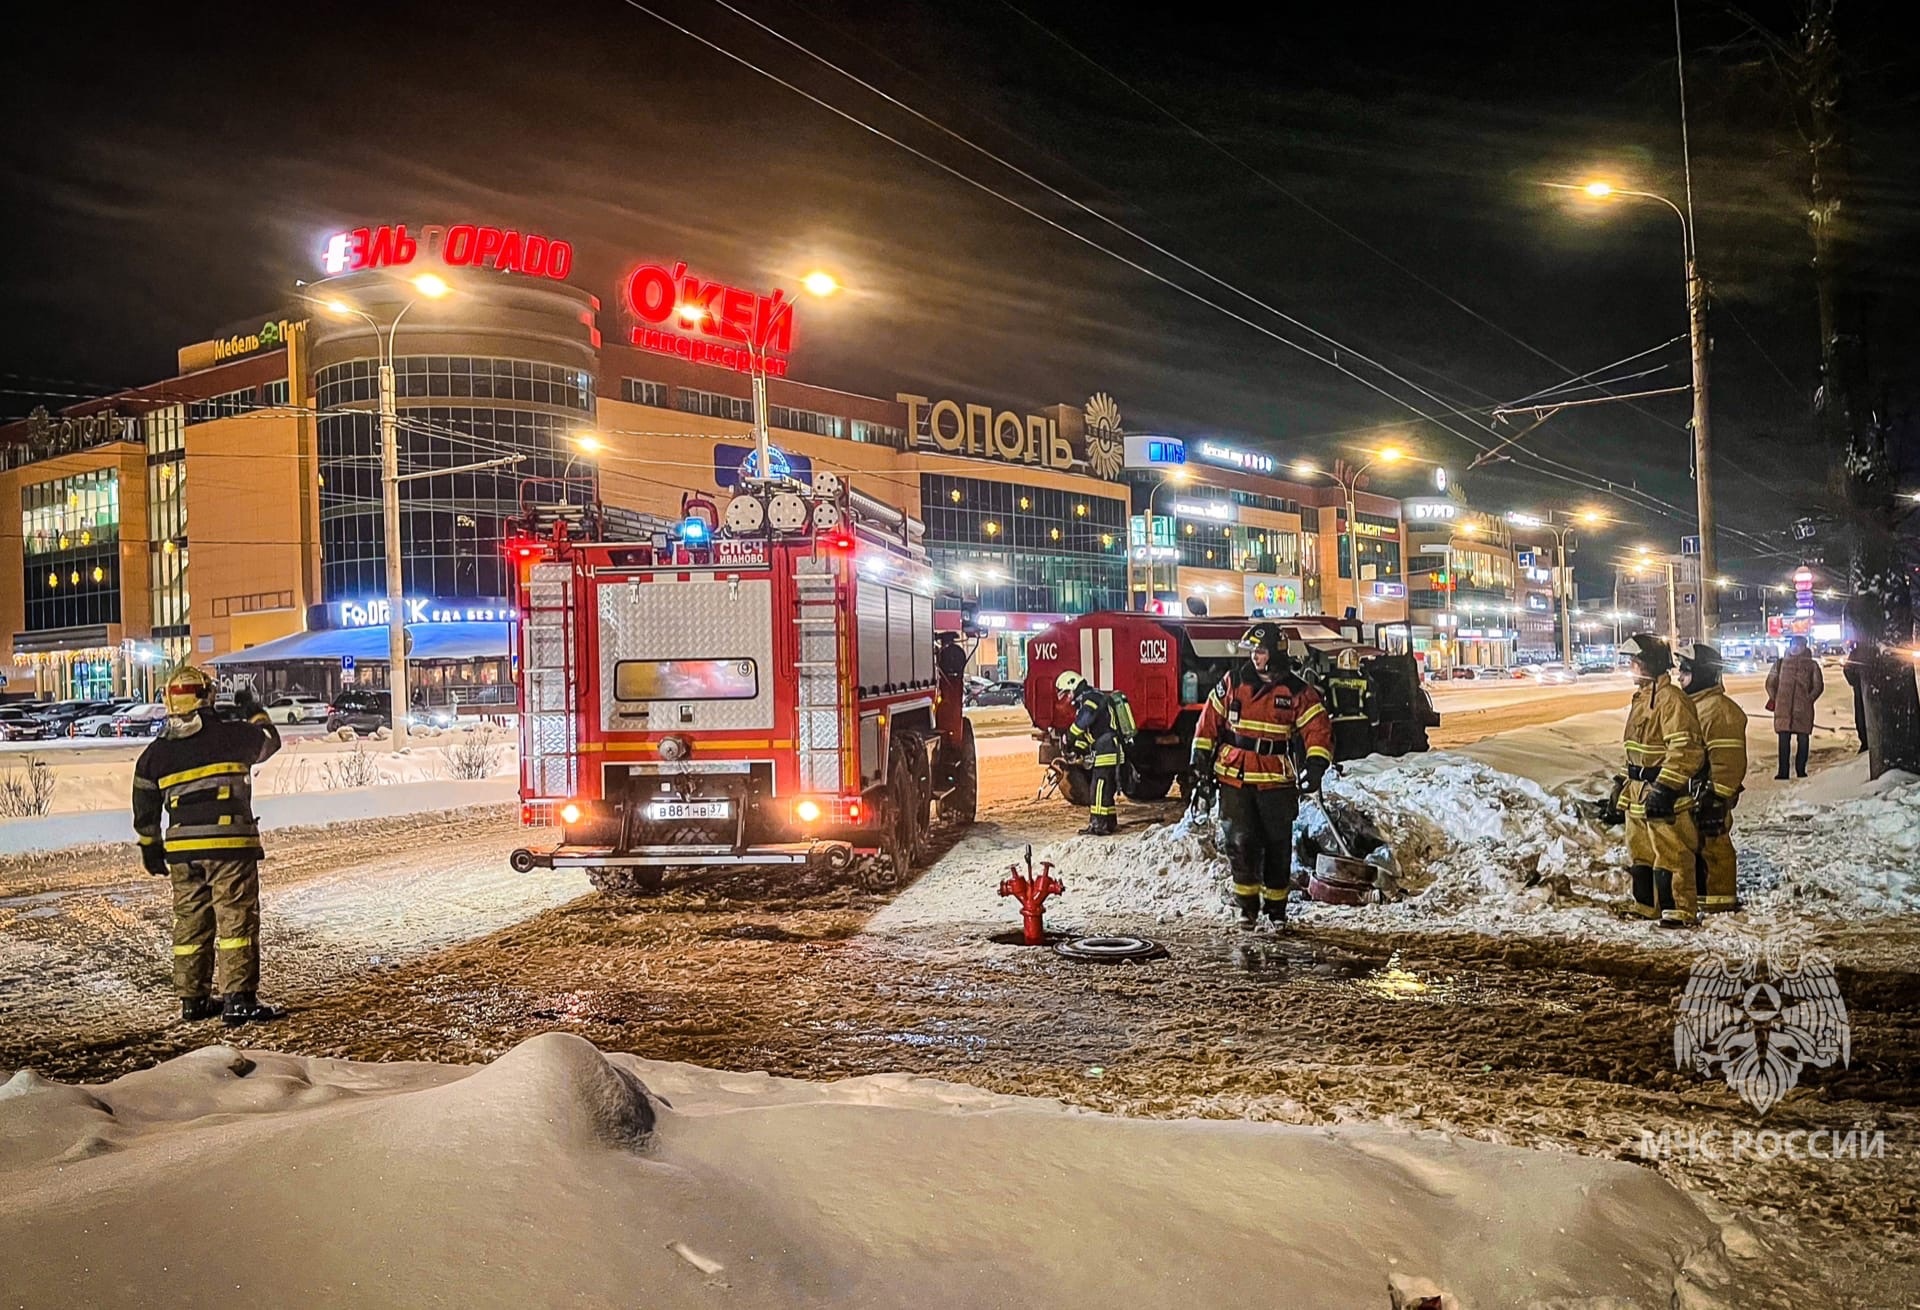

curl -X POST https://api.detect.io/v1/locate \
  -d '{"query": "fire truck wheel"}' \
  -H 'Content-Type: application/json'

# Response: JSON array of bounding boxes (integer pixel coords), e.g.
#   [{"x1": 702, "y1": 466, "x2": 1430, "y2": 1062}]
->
[
  {"x1": 878, "y1": 756, "x2": 919, "y2": 885},
  {"x1": 587, "y1": 867, "x2": 665, "y2": 897},
  {"x1": 1123, "y1": 773, "x2": 1174, "y2": 802},
  {"x1": 949, "y1": 721, "x2": 978, "y2": 826}
]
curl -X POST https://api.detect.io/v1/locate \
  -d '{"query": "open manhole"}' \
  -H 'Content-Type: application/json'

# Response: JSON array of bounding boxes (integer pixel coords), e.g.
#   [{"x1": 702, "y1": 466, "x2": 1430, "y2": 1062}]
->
[{"x1": 1054, "y1": 935, "x2": 1168, "y2": 964}]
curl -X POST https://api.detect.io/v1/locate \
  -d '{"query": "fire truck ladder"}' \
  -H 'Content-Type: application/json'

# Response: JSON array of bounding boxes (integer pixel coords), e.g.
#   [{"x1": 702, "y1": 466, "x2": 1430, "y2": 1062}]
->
[
  {"x1": 521, "y1": 560, "x2": 579, "y2": 803},
  {"x1": 792, "y1": 555, "x2": 844, "y2": 792}
]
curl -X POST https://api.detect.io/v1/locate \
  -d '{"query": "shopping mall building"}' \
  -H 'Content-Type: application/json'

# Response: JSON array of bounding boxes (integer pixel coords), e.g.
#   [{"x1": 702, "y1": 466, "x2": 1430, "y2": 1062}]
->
[{"x1": 1, "y1": 220, "x2": 1431, "y2": 703}]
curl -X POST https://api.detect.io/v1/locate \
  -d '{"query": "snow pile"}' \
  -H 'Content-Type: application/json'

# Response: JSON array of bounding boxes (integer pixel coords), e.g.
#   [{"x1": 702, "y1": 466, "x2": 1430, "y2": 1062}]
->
[
  {"x1": 1329, "y1": 755, "x2": 1623, "y2": 912},
  {"x1": 0, "y1": 1033, "x2": 1747, "y2": 1308},
  {"x1": 1740, "y1": 765, "x2": 1920, "y2": 917}
]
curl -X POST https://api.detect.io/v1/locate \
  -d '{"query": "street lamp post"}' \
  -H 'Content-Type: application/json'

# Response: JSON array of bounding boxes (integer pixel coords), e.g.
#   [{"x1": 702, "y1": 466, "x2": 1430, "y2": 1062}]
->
[
  {"x1": 1563, "y1": 180, "x2": 1716, "y2": 640},
  {"x1": 1506, "y1": 509, "x2": 1603, "y2": 665},
  {"x1": 319, "y1": 273, "x2": 449, "y2": 750},
  {"x1": 1138, "y1": 468, "x2": 1191, "y2": 611},
  {"x1": 1294, "y1": 446, "x2": 1403, "y2": 619}
]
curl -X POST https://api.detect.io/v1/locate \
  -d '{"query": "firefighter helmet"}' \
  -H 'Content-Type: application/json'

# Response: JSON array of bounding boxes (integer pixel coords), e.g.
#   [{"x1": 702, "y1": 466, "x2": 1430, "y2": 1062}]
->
[
  {"x1": 1335, "y1": 647, "x2": 1363, "y2": 672},
  {"x1": 1240, "y1": 622, "x2": 1293, "y2": 674},
  {"x1": 1676, "y1": 641, "x2": 1722, "y2": 672},
  {"x1": 1054, "y1": 670, "x2": 1086, "y2": 698},
  {"x1": 1618, "y1": 633, "x2": 1672, "y2": 676},
  {"x1": 163, "y1": 665, "x2": 216, "y2": 716}
]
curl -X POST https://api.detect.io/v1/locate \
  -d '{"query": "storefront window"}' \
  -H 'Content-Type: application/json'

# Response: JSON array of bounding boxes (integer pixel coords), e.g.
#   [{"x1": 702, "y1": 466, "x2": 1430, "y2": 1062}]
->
[
  {"x1": 22, "y1": 468, "x2": 119, "y2": 556},
  {"x1": 923, "y1": 474, "x2": 1126, "y2": 614},
  {"x1": 147, "y1": 404, "x2": 189, "y2": 641}
]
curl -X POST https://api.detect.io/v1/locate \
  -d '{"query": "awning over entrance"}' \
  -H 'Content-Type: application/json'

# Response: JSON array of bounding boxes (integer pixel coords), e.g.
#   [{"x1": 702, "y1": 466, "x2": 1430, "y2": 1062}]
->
[{"x1": 208, "y1": 622, "x2": 510, "y2": 666}]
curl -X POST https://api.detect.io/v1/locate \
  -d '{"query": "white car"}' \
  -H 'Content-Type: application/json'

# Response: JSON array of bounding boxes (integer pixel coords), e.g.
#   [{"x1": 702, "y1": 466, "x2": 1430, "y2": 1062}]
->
[
  {"x1": 266, "y1": 694, "x2": 328, "y2": 724},
  {"x1": 73, "y1": 703, "x2": 165, "y2": 737},
  {"x1": 1527, "y1": 662, "x2": 1577, "y2": 685}
]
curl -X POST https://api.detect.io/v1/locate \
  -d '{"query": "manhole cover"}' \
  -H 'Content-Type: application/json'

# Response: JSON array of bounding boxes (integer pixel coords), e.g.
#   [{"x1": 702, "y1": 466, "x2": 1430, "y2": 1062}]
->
[{"x1": 1054, "y1": 935, "x2": 1168, "y2": 964}]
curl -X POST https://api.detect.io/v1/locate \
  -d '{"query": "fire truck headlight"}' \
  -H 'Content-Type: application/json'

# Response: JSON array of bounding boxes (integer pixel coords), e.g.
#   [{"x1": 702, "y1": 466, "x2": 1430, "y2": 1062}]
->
[
  {"x1": 559, "y1": 802, "x2": 583, "y2": 826},
  {"x1": 658, "y1": 734, "x2": 690, "y2": 762},
  {"x1": 794, "y1": 799, "x2": 823, "y2": 824}
]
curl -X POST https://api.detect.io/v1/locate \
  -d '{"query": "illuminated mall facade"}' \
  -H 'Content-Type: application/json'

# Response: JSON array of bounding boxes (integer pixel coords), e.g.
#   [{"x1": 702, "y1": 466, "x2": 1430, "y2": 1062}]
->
[{"x1": 0, "y1": 219, "x2": 1571, "y2": 703}]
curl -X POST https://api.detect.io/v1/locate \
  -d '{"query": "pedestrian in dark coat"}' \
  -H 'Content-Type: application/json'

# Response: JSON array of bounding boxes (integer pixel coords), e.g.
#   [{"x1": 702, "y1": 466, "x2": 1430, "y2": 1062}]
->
[{"x1": 1765, "y1": 637, "x2": 1824, "y2": 778}]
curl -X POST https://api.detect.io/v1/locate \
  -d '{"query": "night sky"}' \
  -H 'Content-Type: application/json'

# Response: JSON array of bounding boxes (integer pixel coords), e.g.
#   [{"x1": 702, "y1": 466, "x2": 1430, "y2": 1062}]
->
[{"x1": 3, "y1": 0, "x2": 1915, "y2": 573}]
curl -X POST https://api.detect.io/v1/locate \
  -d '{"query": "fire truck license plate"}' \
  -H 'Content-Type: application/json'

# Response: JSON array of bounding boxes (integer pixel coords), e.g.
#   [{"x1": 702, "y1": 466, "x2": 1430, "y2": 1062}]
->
[{"x1": 644, "y1": 800, "x2": 730, "y2": 820}]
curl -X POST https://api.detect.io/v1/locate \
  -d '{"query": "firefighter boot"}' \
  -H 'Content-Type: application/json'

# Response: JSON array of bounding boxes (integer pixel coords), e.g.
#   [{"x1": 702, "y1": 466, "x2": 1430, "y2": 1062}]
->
[
  {"x1": 1079, "y1": 814, "x2": 1118, "y2": 837},
  {"x1": 180, "y1": 996, "x2": 224, "y2": 1023},
  {"x1": 1627, "y1": 864, "x2": 1659, "y2": 920},
  {"x1": 222, "y1": 991, "x2": 286, "y2": 1027},
  {"x1": 1261, "y1": 887, "x2": 1290, "y2": 929}
]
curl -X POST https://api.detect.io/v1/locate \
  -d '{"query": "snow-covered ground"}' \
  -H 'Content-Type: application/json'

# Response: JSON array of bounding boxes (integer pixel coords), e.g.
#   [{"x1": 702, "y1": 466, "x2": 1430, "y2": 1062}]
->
[
  {"x1": 876, "y1": 681, "x2": 1918, "y2": 958},
  {"x1": 0, "y1": 1031, "x2": 1759, "y2": 1308}
]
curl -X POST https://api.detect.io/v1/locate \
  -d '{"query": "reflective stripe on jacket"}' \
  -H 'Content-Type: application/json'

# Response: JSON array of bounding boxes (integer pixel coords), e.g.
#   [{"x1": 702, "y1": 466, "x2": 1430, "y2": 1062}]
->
[
  {"x1": 1191, "y1": 667, "x2": 1333, "y2": 789},
  {"x1": 1690, "y1": 685, "x2": 1749, "y2": 800},
  {"x1": 1623, "y1": 674, "x2": 1705, "y2": 806},
  {"x1": 133, "y1": 711, "x2": 282, "y2": 862}
]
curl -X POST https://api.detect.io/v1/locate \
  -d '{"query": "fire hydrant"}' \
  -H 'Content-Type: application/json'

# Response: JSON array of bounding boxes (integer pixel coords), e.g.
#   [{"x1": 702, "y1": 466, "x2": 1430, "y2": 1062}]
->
[{"x1": 998, "y1": 844, "x2": 1063, "y2": 945}]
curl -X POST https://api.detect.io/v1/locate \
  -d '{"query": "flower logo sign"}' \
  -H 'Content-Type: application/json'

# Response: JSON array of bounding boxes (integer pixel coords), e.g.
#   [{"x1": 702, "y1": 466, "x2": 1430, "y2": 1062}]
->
[{"x1": 1083, "y1": 393, "x2": 1124, "y2": 481}]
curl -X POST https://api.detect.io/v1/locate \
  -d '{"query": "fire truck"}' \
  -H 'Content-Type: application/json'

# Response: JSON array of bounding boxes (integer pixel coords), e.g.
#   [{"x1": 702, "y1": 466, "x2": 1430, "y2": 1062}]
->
[
  {"x1": 1022, "y1": 611, "x2": 1436, "y2": 806},
  {"x1": 506, "y1": 472, "x2": 978, "y2": 894}
]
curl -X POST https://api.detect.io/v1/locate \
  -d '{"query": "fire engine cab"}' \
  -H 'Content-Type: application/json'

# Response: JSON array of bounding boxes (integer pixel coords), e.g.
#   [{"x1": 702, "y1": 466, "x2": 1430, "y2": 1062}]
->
[{"x1": 507, "y1": 472, "x2": 978, "y2": 895}]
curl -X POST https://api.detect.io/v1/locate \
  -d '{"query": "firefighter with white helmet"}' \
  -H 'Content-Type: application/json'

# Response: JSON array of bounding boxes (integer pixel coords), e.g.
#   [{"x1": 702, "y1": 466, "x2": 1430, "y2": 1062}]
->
[
  {"x1": 132, "y1": 667, "x2": 284, "y2": 1025},
  {"x1": 1678, "y1": 641, "x2": 1746, "y2": 913},
  {"x1": 1190, "y1": 622, "x2": 1334, "y2": 926},
  {"x1": 1618, "y1": 634, "x2": 1706, "y2": 926},
  {"x1": 1325, "y1": 646, "x2": 1375, "y2": 762},
  {"x1": 1056, "y1": 669, "x2": 1128, "y2": 836}
]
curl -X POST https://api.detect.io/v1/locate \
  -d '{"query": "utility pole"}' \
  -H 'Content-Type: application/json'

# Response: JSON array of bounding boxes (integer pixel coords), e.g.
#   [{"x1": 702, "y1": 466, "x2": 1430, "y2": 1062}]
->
[
  {"x1": 378, "y1": 359, "x2": 409, "y2": 749},
  {"x1": 1674, "y1": 0, "x2": 1718, "y2": 641}
]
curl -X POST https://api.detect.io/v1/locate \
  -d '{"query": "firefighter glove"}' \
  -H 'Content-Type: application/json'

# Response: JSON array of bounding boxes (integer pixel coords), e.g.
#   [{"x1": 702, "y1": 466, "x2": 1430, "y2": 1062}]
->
[
  {"x1": 1188, "y1": 774, "x2": 1216, "y2": 813},
  {"x1": 141, "y1": 845, "x2": 169, "y2": 878},
  {"x1": 1642, "y1": 783, "x2": 1680, "y2": 820},
  {"x1": 1600, "y1": 776, "x2": 1628, "y2": 826},
  {"x1": 1301, "y1": 756, "x2": 1329, "y2": 794},
  {"x1": 234, "y1": 685, "x2": 263, "y2": 719},
  {"x1": 1694, "y1": 788, "x2": 1726, "y2": 829}
]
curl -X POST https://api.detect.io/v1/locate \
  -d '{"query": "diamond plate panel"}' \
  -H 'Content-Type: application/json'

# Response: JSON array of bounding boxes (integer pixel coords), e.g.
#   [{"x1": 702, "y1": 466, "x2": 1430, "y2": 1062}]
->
[{"x1": 598, "y1": 577, "x2": 775, "y2": 733}]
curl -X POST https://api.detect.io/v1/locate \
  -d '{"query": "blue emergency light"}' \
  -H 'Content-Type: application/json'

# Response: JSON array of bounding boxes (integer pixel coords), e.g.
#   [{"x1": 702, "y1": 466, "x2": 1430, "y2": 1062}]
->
[{"x1": 680, "y1": 517, "x2": 711, "y2": 543}]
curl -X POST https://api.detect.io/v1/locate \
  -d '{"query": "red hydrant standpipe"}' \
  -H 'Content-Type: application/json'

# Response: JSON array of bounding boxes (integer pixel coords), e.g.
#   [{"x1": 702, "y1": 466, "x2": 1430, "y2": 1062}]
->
[{"x1": 998, "y1": 844, "x2": 1063, "y2": 945}]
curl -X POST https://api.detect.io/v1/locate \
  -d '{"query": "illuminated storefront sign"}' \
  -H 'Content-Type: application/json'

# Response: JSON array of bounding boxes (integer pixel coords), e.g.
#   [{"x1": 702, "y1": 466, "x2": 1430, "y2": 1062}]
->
[
  {"x1": 1191, "y1": 440, "x2": 1277, "y2": 475},
  {"x1": 1170, "y1": 498, "x2": 1234, "y2": 523},
  {"x1": 625, "y1": 262, "x2": 796, "y2": 378},
  {"x1": 321, "y1": 223, "x2": 574, "y2": 280},
  {"x1": 1123, "y1": 434, "x2": 1186, "y2": 468},
  {"x1": 1370, "y1": 581, "x2": 1407, "y2": 599},
  {"x1": 1353, "y1": 520, "x2": 1397, "y2": 537},
  {"x1": 178, "y1": 318, "x2": 297, "y2": 373},
  {"x1": 1404, "y1": 499, "x2": 1458, "y2": 522},
  {"x1": 897, "y1": 392, "x2": 1124, "y2": 481},
  {"x1": 334, "y1": 597, "x2": 516, "y2": 628},
  {"x1": 1794, "y1": 566, "x2": 1815, "y2": 613},
  {"x1": 714, "y1": 443, "x2": 812, "y2": 488},
  {"x1": 1245, "y1": 575, "x2": 1302, "y2": 615}
]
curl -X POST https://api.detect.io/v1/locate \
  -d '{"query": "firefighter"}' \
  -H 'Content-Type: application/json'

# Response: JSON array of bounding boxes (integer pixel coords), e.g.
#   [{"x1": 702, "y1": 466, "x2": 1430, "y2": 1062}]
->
[
  {"x1": 133, "y1": 669, "x2": 284, "y2": 1026},
  {"x1": 1056, "y1": 670, "x2": 1125, "y2": 836},
  {"x1": 1190, "y1": 622, "x2": 1334, "y2": 927},
  {"x1": 1618, "y1": 634, "x2": 1705, "y2": 927},
  {"x1": 1678, "y1": 642, "x2": 1746, "y2": 914},
  {"x1": 1325, "y1": 647, "x2": 1375, "y2": 762}
]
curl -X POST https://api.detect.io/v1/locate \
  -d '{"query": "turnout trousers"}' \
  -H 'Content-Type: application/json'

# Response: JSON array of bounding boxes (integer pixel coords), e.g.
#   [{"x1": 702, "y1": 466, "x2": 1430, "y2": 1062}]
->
[
  {"x1": 1218, "y1": 783, "x2": 1298, "y2": 919},
  {"x1": 170, "y1": 858, "x2": 261, "y2": 999},
  {"x1": 1623, "y1": 780, "x2": 1699, "y2": 925},
  {"x1": 1088, "y1": 731, "x2": 1122, "y2": 824},
  {"x1": 1695, "y1": 798, "x2": 1740, "y2": 913}
]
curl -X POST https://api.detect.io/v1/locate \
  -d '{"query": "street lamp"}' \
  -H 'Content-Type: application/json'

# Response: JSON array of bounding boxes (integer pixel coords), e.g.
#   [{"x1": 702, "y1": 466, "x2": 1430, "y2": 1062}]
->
[
  {"x1": 676, "y1": 270, "x2": 840, "y2": 491},
  {"x1": 1136, "y1": 466, "x2": 1191, "y2": 610},
  {"x1": 316, "y1": 272, "x2": 450, "y2": 750},
  {"x1": 1506, "y1": 510, "x2": 1587, "y2": 665},
  {"x1": 1554, "y1": 177, "x2": 1716, "y2": 639},
  {"x1": 1293, "y1": 446, "x2": 1405, "y2": 618}
]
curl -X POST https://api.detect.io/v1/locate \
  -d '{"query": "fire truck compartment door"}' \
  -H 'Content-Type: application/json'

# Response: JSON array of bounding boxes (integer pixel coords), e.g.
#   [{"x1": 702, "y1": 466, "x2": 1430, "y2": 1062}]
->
[{"x1": 598, "y1": 577, "x2": 775, "y2": 733}]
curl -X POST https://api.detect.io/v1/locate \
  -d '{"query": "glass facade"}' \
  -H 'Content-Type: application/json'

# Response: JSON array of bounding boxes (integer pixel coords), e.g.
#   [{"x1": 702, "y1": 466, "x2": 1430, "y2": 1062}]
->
[
  {"x1": 146, "y1": 404, "x2": 189, "y2": 645},
  {"x1": 316, "y1": 357, "x2": 593, "y2": 604},
  {"x1": 19, "y1": 470, "x2": 122, "y2": 632},
  {"x1": 920, "y1": 473, "x2": 1126, "y2": 614}
]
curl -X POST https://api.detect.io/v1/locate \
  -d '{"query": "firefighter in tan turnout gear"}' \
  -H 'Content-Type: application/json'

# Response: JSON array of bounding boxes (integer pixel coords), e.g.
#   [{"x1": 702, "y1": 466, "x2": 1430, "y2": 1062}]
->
[
  {"x1": 1618, "y1": 634, "x2": 1706, "y2": 927},
  {"x1": 1190, "y1": 622, "x2": 1334, "y2": 927},
  {"x1": 133, "y1": 668, "x2": 284, "y2": 1025},
  {"x1": 1678, "y1": 642, "x2": 1747, "y2": 913}
]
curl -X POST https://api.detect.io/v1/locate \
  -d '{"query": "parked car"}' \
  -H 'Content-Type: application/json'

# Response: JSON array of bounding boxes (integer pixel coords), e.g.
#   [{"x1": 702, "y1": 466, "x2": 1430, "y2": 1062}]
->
[
  {"x1": 72, "y1": 704, "x2": 144, "y2": 737},
  {"x1": 1446, "y1": 667, "x2": 1478, "y2": 680},
  {"x1": 266, "y1": 694, "x2": 329, "y2": 725},
  {"x1": 326, "y1": 689, "x2": 392, "y2": 735},
  {"x1": 0, "y1": 707, "x2": 51, "y2": 741},
  {"x1": 42, "y1": 700, "x2": 123, "y2": 735},
  {"x1": 110, "y1": 703, "x2": 171, "y2": 737},
  {"x1": 969, "y1": 680, "x2": 1026, "y2": 707}
]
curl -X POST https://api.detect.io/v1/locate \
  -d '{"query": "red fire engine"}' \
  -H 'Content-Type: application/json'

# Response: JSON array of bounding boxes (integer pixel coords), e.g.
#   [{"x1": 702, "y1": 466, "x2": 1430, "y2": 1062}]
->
[
  {"x1": 507, "y1": 473, "x2": 978, "y2": 894},
  {"x1": 1022, "y1": 611, "x2": 1436, "y2": 806}
]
